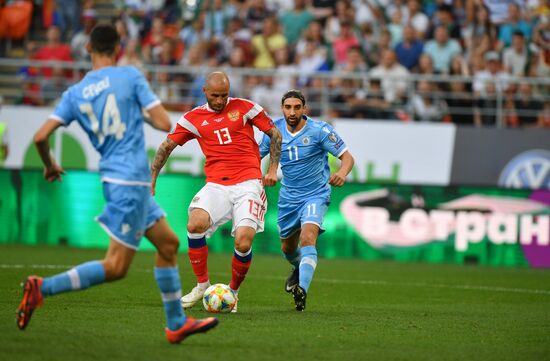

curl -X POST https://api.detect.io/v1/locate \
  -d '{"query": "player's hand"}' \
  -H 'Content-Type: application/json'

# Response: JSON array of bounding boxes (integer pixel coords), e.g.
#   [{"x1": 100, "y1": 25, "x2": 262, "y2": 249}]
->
[
  {"x1": 43, "y1": 164, "x2": 65, "y2": 182},
  {"x1": 263, "y1": 171, "x2": 277, "y2": 187},
  {"x1": 329, "y1": 172, "x2": 346, "y2": 187}
]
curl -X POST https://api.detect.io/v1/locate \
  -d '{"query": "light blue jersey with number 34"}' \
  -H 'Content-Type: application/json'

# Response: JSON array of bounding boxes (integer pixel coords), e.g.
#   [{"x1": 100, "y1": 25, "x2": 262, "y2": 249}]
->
[{"x1": 50, "y1": 66, "x2": 160, "y2": 184}]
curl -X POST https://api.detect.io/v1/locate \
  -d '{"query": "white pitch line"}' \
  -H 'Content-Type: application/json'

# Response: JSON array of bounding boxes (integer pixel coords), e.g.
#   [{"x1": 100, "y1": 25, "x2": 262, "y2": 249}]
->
[{"x1": 2, "y1": 263, "x2": 550, "y2": 296}]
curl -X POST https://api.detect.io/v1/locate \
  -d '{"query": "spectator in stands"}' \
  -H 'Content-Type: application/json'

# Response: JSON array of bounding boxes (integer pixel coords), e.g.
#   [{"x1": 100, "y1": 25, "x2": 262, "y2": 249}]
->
[
  {"x1": 498, "y1": 2, "x2": 532, "y2": 47},
  {"x1": 463, "y1": 2, "x2": 497, "y2": 61},
  {"x1": 369, "y1": 48, "x2": 410, "y2": 103},
  {"x1": 341, "y1": 46, "x2": 367, "y2": 72},
  {"x1": 296, "y1": 21, "x2": 331, "y2": 65},
  {"x1": 142, "y1": 16, "x2": 166, "y2": 63},
  {"x1": 407, "y1": 80, "x2": 450, "y2": 122},
  {"x1": 274, "y1": 47, "x2": 297, "y2": 92},
  {"x1": 353, "y1": 0, "x2": 384, "y2": 29},
  {"x1": 473, "y1": 51, "x2": 510, "y2": 96},
  {"x1": 296, "y1": 40, "x2": 328, "y2": 85},
  {"x1": 204, "y1": 0, "x2": 229, "y2": 40},
  {"x1": 416, "y1": 53, "x2": 436, "y2": 74},
  {"x1": 446, "y1": 79, "x2": 475, "y2": 125},
  {"x1": 388, "y1": 9, "x2": 404, "y2": 47},
  {"x1": 32, "y1": 26, "x2": 73, "y2": 78},
  {"x1": 324, "y1": 0, "x2": 353, "y2": 43},
  {"x1": 71, "y1": 9, "x2": 97, "y2": 62},
  {"x1": 332, "y1": 19, "x2": 360, "y2": 69},
  {"x1": 428, "y1": 4, "x2": 462, "y2": 40},
  {"x1": 328, "y1": 77, "x2": 360, "y2": 117},
  {"x1": 503, "y1": 31, "x2": 530, "y2": 76},
  {"x1": 117, "y1": 38, "x2": 144, "y2": 71},
  {"x1": 395, "y1": 24, "x2": 424, "y2": 70},
  {"x1": 404, "y1": 0, "x2": 429, "y2": 39},
  {"x1": 482, "y1": 0, "x2": 524, "y2": 25},
  {"x1": 245, "y1": 0, "x2": 273, "y2": 34},
  {"x1": 533, "y1": 14, "x2": 550, "y2": 67},
  {"x1": 55, "y1": 0, "x2": 80, "y2": 40},
  {"x1": 310, "y1": 0, "x2": 337, "y2": 24},
  {"x1": 449, "y1": 54, "x2": 471, "y2": 76},
  {"x1": 251, "y1": 16, "x2": 287, "y2": 68},
  {"x1": 474, "y1": 81, "x2": 498, "y2": 126},
  {"x1": 350, "y1": 77, "x2": 394, "y2": 120},
  {"x1": 423, "y1": 25, "x2": 462, "y2": 73},
  {"x1": 510, "y1": 82, "x2": 545, "y2": 127},
  {"x1": 249, "y1": 75, "x2": 280, "y2": 115},
  {"x1": 280, "y1": 0, "x2": 314, "y2": 45},
  {"x1": 114, "y1": 18, "x2": 131, "y2": 50},
  {"x1": 179, "y1": 13, "x2": 211, "y2": 50},
  {"x1": 216, "y1": 17, "x2": 252, "y2": 65}
]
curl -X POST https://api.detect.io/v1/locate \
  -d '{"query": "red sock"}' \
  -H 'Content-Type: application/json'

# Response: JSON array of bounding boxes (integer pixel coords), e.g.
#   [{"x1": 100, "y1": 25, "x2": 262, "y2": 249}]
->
[
  {"x1": 230, "y1": 254, "x2": 252, "y2": 291},
  {"x1": 188, "y1": 246, "x2": 209, "y2": 283}
]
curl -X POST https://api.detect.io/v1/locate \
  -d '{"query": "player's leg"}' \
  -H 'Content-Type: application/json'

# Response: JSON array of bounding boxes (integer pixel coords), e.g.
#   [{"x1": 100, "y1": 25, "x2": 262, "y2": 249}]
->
[
  {"x1": 281, "y1": 231, "x2": 301, "y2": 292},
  {"x1": 292, "y1": 199, "x2": 328, "y2": 311},
  {"x1": 17, "y1": 183, "x2": 143, "y2": 330},
  {"x1": 17, "y1": 238, "x2": 134, "y2": 330},
  {"x1": 182, "y1": 183, "x2": 232, "y2": 308},
  {"x1": 278, "y1": 202, "x2": 303, "y2": 292},
  {"x1": 146, "y1": 214, "x2": 218, "y2": 342},
  {"x1": 227, "y1": 180, "x2": 266, "y2": 310}
]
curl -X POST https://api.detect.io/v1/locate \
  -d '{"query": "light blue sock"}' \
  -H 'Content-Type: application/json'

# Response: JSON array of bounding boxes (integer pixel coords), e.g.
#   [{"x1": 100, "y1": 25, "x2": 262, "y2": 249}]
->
[
  {"x1": 283, "y1": 247, "x2": 301, "y2": 269},
  {"x1": 298, "y1": 246, "x2": 317, "y2": 293},
  {"x1": 154, "y1": 267, "x2": 186, "y2": 331},
  {"x1": 41, "y1": 261, "x2": 106, "y2": 297}
]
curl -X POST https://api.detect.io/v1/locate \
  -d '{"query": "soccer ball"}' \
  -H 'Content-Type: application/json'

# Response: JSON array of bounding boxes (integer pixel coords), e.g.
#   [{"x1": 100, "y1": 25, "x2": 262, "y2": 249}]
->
[{"x1": 202, "y1": 283, "x2": 236, "y2": 313}]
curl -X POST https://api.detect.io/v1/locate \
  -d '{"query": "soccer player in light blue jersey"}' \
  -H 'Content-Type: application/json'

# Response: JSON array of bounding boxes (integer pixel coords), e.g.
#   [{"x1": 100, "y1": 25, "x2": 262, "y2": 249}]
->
[
  {"x1": 16, "y1": 24, "x2": 218, "y2": 343},
  {"x1": 259, "y1": 90, "x2": 355, "y2": 311}
]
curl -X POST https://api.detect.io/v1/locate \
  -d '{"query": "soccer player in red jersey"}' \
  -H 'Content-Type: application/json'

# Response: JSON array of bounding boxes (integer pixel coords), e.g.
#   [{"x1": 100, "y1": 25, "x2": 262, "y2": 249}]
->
[{"x1": 151, "y1": 71, "x2": 282, "y2": 312}]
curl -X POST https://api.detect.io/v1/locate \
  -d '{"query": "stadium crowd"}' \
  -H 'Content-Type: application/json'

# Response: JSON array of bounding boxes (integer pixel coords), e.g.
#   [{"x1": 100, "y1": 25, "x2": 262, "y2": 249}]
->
[{"x1": 4, "y1": 0, "x2": 550, "y2": 127}]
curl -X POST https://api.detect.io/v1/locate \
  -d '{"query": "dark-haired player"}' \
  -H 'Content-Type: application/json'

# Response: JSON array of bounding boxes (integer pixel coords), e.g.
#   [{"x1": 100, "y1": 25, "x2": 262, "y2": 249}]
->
[
  {"x1": 259, "y1": 90, "x2": 354, "y2": 311},
  {"x1": 16, "y1": 24, "x2": 218, "y2": 343}
]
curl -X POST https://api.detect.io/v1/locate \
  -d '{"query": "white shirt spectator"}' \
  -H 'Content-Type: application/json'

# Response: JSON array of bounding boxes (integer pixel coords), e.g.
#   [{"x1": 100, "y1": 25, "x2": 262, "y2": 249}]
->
[
  {"x1": 369, "y1": 64, "x2": 410, "y2": 102},
  {"x1": 502, "y1": 46, "x2": 528, "y2": 76},
  {"x1": 483, "y1": 0, "x2": 524, "y2": 24}
]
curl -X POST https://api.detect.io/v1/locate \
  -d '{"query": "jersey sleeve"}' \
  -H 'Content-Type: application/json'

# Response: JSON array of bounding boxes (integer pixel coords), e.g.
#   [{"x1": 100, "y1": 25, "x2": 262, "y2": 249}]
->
[
  {"x1": 132, "y1": 67, "x2": 161, "y2": 110},
  {"x1": 319, "y1": 123, "x2": 348, "y2": 158},
  {"x1": 167, "y1": 117, "x2": 197, "y2": 145},
  {"x1": 242, "y1": 100, "x2": 274, "y2": 132},
  {"x1": 258, "y1": 133, "x2": 271, "y2": 158},
  {"x1": 49, "y1": 89, "x2": 76, "y2": 126}
]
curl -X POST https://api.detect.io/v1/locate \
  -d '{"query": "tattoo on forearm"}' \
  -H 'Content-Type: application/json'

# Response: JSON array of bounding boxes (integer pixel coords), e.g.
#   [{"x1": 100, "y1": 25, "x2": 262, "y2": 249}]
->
[
  {"x1": 151, "y1": 139, "x2": 177, "y2": 175},
  {"x1": 267, "y1": 128, "x2": 282, "y2": 168}
]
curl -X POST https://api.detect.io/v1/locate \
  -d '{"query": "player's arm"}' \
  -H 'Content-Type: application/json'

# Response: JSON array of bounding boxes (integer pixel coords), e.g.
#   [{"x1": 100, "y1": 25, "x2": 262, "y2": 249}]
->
[
  {"x1": 150, "y1": 138, "x2": 178, "y2": 195},
  {"x1": 263, "y1": 126, "x2": 282, "y2": 187},
  {"x1": 329, "y1": 151, "x2": 355, "y2": 187},
  {"x1": 144, "y1": 104, "x2": 172, "y2": 132},
  {"x1": 34, "y1": 119, "x2": 66, "y2": 182}
]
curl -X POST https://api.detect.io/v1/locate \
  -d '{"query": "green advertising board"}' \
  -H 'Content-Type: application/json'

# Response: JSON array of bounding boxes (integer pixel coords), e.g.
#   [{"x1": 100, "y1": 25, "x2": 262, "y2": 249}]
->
[{"x1": 0, "y1": 170, "x2": 549, "y2": 267}]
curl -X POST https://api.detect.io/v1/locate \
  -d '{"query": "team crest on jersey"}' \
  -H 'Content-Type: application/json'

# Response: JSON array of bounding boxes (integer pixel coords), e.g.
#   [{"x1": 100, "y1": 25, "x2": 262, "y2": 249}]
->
[
  {"x1": 228, "y1": 111, "x2": 240, "y2": 122},
  {"x1": 302, "y1": 137, "x2": 310, "y2": 145},
  {"x1": 328, "y1": 132, "x2": 338, "y2": 142}
]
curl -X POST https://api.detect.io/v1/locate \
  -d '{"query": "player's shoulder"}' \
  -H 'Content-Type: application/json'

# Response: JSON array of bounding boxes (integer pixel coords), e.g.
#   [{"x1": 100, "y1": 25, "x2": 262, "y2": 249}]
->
[
  {"x1": 228, "y1": 97, "x2": 258, "y2": 109},
  {"x1": 181, "y1": 104, "x2": 209, "y2": 122},
  {"x1": 306, "y1": 117, "x2": 331, "y2": 132}
]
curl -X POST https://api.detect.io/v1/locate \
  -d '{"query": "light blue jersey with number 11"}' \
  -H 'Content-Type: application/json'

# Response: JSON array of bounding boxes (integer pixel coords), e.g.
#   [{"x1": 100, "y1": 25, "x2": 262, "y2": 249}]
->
[{"x1": 50, "y1": 65, "x2": 160, "y2": 185}]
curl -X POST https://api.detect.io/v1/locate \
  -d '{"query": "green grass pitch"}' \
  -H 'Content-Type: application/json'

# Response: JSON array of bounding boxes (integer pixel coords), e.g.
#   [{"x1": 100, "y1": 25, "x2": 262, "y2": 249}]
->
[{"x1": 1, "y1": 245, "x2": 549, "y2": 361}]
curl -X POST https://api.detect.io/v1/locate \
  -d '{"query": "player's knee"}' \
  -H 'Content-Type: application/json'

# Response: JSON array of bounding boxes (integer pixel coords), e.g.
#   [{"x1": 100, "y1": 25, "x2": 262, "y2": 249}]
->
[
  {"x1": 187, "y1": 219, "x2": 209, "y2": 234},
  {"x1": 234, "y1": 237, "x2": 253, "y2": 253},
  {"x1": 281, "y1": 242, "x2": 296, "y2": 254},
  {"x1": 300, "y1": 231, "x2": 317, "y2": 247},
  {"x1": 158, "y1": 235, "x2": 180, "y2": 259},
  {"x1": 103, "y1": 260, "x2": 129, "y2": 281}
]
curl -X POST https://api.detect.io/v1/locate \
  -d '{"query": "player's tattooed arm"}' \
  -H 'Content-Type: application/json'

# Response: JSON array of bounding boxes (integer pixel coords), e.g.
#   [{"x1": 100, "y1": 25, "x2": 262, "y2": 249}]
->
[
  {"x1": 34, "y1": 119, "x2": 65, "y2": 182},
  {"x1": 150, "y1": 138, "x2": 177, "y2": 195},
  {"x1": 263, "y1": 127, "x2": 282, "y2": 187}
]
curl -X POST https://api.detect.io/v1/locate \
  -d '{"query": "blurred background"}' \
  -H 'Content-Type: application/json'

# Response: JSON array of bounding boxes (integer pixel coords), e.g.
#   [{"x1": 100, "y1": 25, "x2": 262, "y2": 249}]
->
[{"x1": 0, "y1": 0, "x2": 549, "y2": 268}]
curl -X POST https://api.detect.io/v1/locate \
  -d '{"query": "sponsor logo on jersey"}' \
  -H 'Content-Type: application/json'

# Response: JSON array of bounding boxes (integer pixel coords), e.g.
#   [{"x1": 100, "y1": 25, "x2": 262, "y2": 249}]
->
[
  {"x1": 228, "y1": 111, "x2": 240, "y2": 122},
  {"x1": 498, "y1": 149, "x2": 550, "y2": 190},
  {"x1": 302, "y1": 137, "x2": 310, "y2": 145},
  {"x1": 328, "y1": 132, "x2": 338, "y2": 142},
  {"x1": 201, "y1": 120, "x2": 209, "y2": 126}
]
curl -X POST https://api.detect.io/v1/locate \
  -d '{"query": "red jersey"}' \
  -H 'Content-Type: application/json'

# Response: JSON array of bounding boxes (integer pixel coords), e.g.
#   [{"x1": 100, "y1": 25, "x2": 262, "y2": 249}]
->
[{"x1": 168, "y1": 97, "x2": 274, "y2": 185}]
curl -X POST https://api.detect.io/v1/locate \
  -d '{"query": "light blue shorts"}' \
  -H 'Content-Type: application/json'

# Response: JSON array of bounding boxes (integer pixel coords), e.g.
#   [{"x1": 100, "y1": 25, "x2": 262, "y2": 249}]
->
[
  {"x1": 96, "y1": 183, "x2": 165, "y2": 250},
  {"x1": 277, "y1": 197, "x2": 328, "y2": 239}
]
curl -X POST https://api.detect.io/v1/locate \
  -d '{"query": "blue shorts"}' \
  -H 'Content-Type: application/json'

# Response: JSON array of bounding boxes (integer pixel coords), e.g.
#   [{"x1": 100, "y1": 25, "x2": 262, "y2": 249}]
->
[
  {"x1": 277, "y1": 197, "x2": 329, "y2": 239},
  {"x1": 96, "y1": 183, "x2": 165, "y2": 250}
]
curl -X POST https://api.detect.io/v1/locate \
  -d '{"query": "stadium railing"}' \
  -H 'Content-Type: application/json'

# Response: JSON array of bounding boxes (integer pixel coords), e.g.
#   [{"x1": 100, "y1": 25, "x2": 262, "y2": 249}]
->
[{"x1": 1, "y1": 58, "x2": 549, "y2": 128}]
